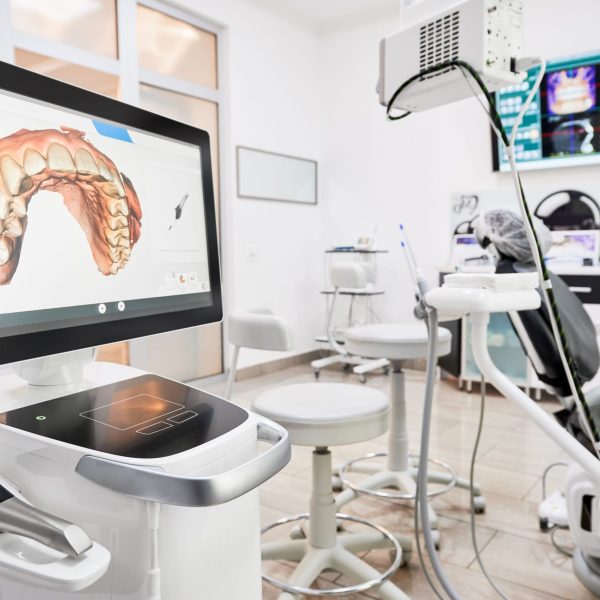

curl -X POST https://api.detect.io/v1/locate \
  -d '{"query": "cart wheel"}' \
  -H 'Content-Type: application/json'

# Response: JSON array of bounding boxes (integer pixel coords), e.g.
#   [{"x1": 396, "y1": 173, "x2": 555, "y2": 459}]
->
[
  {"x1": 343, "y1": 363, "x2": 352, "y2": 372},
  {"x1": 314, "y1": 370, "x2": 320, "y2": 380},
  {"x1": 359, "y1": 374, "x2": 367, "y2": 384}
]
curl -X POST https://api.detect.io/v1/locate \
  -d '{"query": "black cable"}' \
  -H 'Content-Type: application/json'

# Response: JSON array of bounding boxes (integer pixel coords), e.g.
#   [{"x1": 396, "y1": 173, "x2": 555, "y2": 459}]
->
[
  {"x1": 386, "y1": 60, "x2": 600, "y2": 448},
  {"x1": 470, "y1": 377, "x2": 510, "y2": 599}
]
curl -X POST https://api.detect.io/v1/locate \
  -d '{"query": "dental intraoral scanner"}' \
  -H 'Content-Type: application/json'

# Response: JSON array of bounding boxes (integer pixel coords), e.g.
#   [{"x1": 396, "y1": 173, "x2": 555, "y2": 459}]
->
[
  {"x1": 0, "y1": 61, "x2": 290, "y2": 599},
  {"x1": 0, "y1": 484, "x2": 92, "y2": 558}
]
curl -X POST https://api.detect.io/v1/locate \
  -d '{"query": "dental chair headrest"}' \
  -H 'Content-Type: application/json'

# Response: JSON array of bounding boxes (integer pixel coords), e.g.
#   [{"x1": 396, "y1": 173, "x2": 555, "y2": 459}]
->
[{"x1": 473, "y1": 209, "x2": 553, "y2": 264}]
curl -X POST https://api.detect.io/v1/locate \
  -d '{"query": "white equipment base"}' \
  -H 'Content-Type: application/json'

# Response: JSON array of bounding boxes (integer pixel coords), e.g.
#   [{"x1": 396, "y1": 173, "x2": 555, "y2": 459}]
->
[{"x1": 0, "y1": 361, "x2": 267, "y2": 600}]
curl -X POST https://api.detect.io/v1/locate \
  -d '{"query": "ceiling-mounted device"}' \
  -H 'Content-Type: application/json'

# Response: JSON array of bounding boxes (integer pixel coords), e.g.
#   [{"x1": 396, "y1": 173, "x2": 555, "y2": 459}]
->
[{"x1": 379, "y1": 0, "x2": 525, "y2": 113}]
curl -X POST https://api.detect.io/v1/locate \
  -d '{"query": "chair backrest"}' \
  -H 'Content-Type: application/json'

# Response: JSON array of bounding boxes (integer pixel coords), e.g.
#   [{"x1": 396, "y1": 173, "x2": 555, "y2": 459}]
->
[
  {"x1": 497, "y1": 258, "x2": 600, "y2": 399},
  {"x1": 225, "y1": 307, "x2": 294, "y2": 400},
  {"x1": 228, "y1": 307, "x2": 294, "y2": 352}
]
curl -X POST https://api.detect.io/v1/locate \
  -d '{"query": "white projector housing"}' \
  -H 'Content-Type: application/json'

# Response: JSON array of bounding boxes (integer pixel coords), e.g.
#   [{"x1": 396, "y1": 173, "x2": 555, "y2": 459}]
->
[{"x1": 379, "y1": 0, "x2": 526, "y2": 112}]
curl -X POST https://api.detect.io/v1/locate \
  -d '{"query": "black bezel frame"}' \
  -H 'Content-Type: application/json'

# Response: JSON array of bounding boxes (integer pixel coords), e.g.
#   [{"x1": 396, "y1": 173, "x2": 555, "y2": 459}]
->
[{"x1": 0, "y1": 62, "x2": 222, "y2": 364}]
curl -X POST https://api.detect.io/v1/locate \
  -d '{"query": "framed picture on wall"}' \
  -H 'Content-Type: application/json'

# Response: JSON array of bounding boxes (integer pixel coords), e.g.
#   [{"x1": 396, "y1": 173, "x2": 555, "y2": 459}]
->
[{"x1": 237, "y1": 146, "x2": 318, "y2": 205}]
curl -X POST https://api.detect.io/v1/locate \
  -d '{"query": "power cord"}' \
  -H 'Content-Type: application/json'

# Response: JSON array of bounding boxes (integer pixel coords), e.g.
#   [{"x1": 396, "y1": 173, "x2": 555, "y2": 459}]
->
[
  {"x1": 541, "y1": 462, "x2": 568, "y2": 500},
  {"x1": 550, "y1": 525, "x2": 574, "y2": 557},
  {"x1": 469, "y1": 377, "x2": 510, "y2": 600},
  {"x1": 146, "y1": 500, "x2": 162, "y2": 600}
]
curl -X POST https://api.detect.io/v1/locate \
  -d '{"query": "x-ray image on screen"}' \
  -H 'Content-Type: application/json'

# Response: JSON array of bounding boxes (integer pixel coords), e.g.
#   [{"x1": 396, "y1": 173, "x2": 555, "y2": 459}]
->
[
  {"x1": 494, "y1": 53, "x2": 600, "y2": 171},
  {"x1": 541, "y1": 65, "x2": 600, "y2": 159},
  {"x1": 547, "y1": 67, "x2": 596, "y2": 115}
]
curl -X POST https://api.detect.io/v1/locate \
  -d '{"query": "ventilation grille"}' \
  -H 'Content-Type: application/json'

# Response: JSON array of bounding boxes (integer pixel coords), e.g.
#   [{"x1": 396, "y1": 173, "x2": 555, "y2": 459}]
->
[{"x1": 419, "y1": 11, "x2": 460, "y2": 80}]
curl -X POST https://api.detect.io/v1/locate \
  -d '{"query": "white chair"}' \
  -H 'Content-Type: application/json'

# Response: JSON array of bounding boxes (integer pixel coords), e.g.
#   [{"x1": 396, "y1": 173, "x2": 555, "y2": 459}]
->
[
  {"x1": 226, "y1": 309, "x2": 412, "y2": 599},
  {"x1": 225, "y1": 307, "x2": 293, "y2": 400},
  {"x1": 334, "y1": 323, "x2": 486, "y2": 544},
  {"x1": 311, "y1": 263, "x2": 390, "y2": 382}
]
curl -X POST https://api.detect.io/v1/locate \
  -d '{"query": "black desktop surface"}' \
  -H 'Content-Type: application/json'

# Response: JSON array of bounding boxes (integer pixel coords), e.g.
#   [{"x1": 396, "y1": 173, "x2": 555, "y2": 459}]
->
[{"x1": 0, "y1": 375, "x2": 248, "y2": 459}]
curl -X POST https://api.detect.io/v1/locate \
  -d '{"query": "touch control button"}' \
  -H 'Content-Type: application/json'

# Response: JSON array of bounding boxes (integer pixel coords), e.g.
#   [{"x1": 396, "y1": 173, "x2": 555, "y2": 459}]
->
[
  {"x1": 137, "y1": 421, "x2": 173, "y2": 435},
  {"x1": 168, "y1": 411, "x2": 198, "y2": 424}
]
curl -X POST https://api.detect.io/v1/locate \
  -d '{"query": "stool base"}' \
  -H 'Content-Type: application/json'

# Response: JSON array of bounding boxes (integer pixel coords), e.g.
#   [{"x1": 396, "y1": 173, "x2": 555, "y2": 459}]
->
[
  {"x1": 262, "y1": 513, "x2": 411, "y2": 599},
  {"x1": 335, "y1": 453, "x2": 486, "y2": 535}
]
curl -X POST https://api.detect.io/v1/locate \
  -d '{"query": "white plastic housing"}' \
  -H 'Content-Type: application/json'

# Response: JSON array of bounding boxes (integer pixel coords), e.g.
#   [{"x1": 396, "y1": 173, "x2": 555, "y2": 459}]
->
[
  {"x1": 0, "y1": 362, "x2": 264, "y2": 600},
  {"x1": 566, "y1": 462, "x2": 600, "y2": 557},
  {"x1": 379, "y1": 0, "x2": 525, "y2": 112}
]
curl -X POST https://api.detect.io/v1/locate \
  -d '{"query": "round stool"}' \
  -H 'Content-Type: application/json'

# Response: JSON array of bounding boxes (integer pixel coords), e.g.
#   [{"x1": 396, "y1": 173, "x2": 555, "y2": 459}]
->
[
  {"x1": 253, "y1": 382, "x2": 411, "y2": 600},
  {"x1": 334, "y1": 323, "x2": 486, "y2": 540}
]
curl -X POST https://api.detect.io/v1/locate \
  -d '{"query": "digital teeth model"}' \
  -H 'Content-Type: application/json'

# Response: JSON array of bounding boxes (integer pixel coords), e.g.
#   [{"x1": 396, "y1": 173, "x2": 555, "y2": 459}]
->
[{"x1": 0, "y1": 126, "x2": 142, "y2": 285}]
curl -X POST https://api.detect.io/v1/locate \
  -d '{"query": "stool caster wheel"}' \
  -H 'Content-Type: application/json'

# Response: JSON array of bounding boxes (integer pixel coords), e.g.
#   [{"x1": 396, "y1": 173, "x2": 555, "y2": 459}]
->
[
  {"x1": 343, "y1": 363, "x2": 352, "y2": 372},
  {"x1": 290, "y1": 525, "x2": 306, "y2": 540},
  {"x1": 358, "y1": 374, "x2": 367, "y2": 384},
  {"x1": 472, "y1": 495, "x2": 486, "y2": 514},
  {"x1": 393, "y1": 548, "x2": 412, "y2": 567},
  {"x1": 431, "y1": 529, "x2": 441, "y2": 550},
  {"x1": 394, "y1": 536, "x2": 413, "y2": 566},
  {"x1": 383, "y1": 366, "x2": 390, "y2": 376},
  {"x1": 332, "y1": 475, "x2": 343, "y2": 492},
  {"x1": 314, "y1": 370, "x2": 320, "y2": 380},
  {"x1": 539, "y1": 517, "x2": 550, "y2": 532}
]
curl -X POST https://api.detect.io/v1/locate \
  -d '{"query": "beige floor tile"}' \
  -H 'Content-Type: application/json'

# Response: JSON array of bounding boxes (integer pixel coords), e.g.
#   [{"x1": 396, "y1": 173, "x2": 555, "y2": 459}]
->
[
  {"x1": 471, "y1": 531, "x2": 596, "y2": 599},
  {"x1": 202, "y1": 363, "x2": 592, "y2": 599}
]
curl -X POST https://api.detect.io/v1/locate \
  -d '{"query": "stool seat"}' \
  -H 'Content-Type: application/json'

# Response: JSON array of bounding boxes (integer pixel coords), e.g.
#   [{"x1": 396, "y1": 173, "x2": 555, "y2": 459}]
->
[
  {"x1": 345, "y1": 322, "x2": 451, "y2": 361},
  {"x1": 252, "y1": 383, "x2": 388, "y2": 447}
]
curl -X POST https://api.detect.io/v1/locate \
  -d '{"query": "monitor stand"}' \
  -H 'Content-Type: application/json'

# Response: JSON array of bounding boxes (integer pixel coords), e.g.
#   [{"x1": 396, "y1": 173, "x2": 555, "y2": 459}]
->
[{"x1": 13, "y1": 348, "x2": 97, "y2": 386}]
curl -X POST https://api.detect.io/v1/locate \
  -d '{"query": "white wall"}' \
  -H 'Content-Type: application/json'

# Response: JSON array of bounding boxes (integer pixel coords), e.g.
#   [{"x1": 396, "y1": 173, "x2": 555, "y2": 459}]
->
[
  {"x1": 168, "y1": 0, "x2": 600, "y2": 374},
  {"x1": 318, "y1": 0, "x2": 600, "y2": 324},
  {"x1": 171, "y1": 0, "x2": 326, "y2": 369}
]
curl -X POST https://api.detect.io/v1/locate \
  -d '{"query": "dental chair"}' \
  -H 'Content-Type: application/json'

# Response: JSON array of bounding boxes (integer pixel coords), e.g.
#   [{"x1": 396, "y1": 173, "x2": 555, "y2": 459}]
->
[{"x1": 475, "y1": 209, "x2": 600, "y2": 596}]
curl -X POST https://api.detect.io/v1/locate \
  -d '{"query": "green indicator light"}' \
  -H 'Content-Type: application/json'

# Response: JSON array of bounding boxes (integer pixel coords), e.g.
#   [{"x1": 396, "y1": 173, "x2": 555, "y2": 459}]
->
[{"x1": 35, "y1": 416, "x2": 46, "y2": 421}]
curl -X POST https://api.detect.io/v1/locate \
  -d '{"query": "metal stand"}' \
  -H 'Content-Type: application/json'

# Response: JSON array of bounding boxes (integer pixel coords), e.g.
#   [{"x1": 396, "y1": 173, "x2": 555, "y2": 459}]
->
[
  {"x1": 335, "y1": 367, "x2": 486, "y2": 530},
  {"x1": 261, "y1": 448, "x2": 409, "y2": 599}
]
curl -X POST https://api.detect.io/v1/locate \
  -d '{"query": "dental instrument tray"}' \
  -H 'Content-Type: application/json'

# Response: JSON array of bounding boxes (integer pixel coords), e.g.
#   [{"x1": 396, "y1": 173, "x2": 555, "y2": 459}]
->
[
  {"x1": 443, "y1": 272, "x2": 539, "y2": 291},
  {"x1": 0, "y1": 374, "x2": 248, "y2": 459}
]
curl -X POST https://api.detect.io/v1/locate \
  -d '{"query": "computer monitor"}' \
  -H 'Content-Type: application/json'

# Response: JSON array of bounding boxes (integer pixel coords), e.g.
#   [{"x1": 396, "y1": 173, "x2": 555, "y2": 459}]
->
[
  {"x1": 492, "y1": 51, "x2": 600, "y2": 172},
  {"x1": 0, "y1": 62, "x2": 222, "y2": 365}
]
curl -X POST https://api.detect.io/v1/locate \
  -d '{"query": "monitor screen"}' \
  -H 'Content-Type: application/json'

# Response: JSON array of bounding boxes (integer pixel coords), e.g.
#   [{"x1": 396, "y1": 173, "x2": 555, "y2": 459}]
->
[
  {"x1": 493, "y1": 51, "x2": 600, "y2": 172},
  {"x1": 0, "y1": 62, "x2": 221, "y2": 364}
]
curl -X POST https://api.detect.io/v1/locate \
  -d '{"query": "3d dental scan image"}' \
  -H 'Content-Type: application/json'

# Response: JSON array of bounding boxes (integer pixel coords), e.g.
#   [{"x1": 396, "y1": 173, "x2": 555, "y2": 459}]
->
[{"x1": 0, "y1": 126, "x2": 142, "y2": 284}]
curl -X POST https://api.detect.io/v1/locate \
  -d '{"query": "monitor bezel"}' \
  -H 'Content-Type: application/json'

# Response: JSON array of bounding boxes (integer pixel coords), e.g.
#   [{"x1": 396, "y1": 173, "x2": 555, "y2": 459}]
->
[
  {"x1": 0, "y1": 61, "x2": 222, "y2": 365},
  {"x1": 491, "y1": 50, "x2": 600, "y2": 173}
]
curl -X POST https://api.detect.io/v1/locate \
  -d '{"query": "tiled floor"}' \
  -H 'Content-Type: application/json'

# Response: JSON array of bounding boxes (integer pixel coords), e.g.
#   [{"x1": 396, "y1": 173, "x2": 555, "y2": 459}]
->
[{"x1": 203, "y1": 365, "x2": 595, "y2": 599}]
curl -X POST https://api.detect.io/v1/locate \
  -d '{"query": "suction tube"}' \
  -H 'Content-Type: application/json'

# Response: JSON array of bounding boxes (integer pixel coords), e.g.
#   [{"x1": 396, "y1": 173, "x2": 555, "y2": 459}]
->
[{"x1": 417, "y1": 308, "x2": 462, "y2": 600}]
